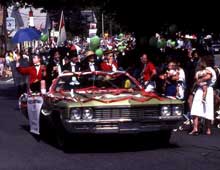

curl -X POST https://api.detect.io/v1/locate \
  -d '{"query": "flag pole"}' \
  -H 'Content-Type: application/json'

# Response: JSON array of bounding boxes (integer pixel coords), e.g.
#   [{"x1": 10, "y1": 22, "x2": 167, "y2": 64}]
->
[
  {"x1": 57, "y1": 11, "x2": 63, "y2": 45},
  {"x1": 102, "y1": 12, "x2": 104, "y2": 37}
]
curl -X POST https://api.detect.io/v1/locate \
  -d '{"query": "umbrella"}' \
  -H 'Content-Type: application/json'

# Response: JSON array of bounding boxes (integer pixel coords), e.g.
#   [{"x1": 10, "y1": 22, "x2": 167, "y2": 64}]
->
[{"x1": 12, "y1": 28, "x2": 41, "y2": 43}]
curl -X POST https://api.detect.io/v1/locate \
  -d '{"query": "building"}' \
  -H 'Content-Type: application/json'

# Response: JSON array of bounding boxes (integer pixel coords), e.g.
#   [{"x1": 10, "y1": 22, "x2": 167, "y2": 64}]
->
[{"x1": 7, "y1": 5, "x2": 50, "y2": 37}]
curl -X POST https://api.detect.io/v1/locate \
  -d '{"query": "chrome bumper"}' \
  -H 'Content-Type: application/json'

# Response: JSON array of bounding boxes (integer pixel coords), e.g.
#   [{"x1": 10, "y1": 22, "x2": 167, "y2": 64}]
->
[{"x1": 61, "y1": 116, "x2": 183, "y2": 134}]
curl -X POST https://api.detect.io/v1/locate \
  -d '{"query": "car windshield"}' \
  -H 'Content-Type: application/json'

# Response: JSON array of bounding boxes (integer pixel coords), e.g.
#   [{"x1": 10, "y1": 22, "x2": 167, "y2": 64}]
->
[{"x1": 54, "y1": 73, "x2": 140, "y2": 92}]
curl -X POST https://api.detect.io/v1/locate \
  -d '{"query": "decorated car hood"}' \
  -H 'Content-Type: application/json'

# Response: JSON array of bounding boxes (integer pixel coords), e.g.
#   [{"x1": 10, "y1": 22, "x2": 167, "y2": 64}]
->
[{"x1": 47, "y1": 91, "x2": 183, "y2": 108}]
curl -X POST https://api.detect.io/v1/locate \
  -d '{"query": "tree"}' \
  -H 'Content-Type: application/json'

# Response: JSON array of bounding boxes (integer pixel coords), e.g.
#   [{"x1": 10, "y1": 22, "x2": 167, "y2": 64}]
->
[{"x1": 2, "y1": 0, "x2": 219, "y2": 34}]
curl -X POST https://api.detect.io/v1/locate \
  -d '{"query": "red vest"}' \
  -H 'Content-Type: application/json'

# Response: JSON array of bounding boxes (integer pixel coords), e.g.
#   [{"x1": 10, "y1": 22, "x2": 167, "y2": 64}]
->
[
  {"x1": 17, "y1": 65, "x2": 46, "y2": 84},
  {"x1": 100, "y1": 61, "x2": 118, "y2": 72}
]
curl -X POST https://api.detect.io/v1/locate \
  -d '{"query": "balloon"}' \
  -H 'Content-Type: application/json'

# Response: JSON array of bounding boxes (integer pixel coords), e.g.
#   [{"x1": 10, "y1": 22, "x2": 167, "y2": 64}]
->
[
  {"x1": 40, "y1": 34, "x2": 48, "y2": 42},
  {"x1": 119, "y1": 33, "x2": 124, "y2": 39},
  {"x1": 89, "y1": 45, "x2": 97, "y2": 52},
  {"x1": 118, "y1": 46, "x2": 126, "y2": 52},
  {"x1": 90, "y1": 36, "x2": 100, "y2": 51},
  {"x1": 171, "y1": 41, "x2": 176, "y2": 47},
  {"x1": 95, "y1": 48, "x2": 103, "y2": 56},
  {"x1": 124, "y1": 79, "x2": 131, "y2": 89}
]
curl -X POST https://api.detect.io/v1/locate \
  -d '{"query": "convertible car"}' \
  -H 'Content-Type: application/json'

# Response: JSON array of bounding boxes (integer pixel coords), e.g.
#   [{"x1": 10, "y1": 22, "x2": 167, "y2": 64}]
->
[{"x1": 19, "y1": 71, "x2": 184, "y2": 148}]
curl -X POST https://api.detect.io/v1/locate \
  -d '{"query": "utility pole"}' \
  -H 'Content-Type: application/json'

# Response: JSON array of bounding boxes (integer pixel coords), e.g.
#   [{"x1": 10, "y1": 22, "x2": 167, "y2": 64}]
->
[
  {"x1": 101, "y1": 12, "x2": 104, "y2": 37},
  {"x1": 0, "y1": 5, "x2": 7, "y2": 56},
  {"x1": 3, "y1": 5, "x2": 7, "y2": 54},
  {"x1": 109, "y1": 19, "x2": 112, "y2": 36}
]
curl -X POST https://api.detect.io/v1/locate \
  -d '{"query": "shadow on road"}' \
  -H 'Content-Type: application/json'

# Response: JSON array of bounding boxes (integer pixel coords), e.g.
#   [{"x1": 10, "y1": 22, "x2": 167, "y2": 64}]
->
[
  {"x1": 0, "y1": 85, "x2": 17, "y2": 100},
  {"x1": 61, "y1": 134, "x2": 179, "y2": 154},
  {"x1": 20, "y1": 123, "x2": 179, "y2": 153}
]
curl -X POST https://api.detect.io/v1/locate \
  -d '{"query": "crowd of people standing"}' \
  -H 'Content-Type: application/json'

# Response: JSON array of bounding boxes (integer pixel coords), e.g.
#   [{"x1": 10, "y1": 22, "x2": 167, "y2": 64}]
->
[{"x1": 1, "y1": 32, "x2": 220, "y2": 135}]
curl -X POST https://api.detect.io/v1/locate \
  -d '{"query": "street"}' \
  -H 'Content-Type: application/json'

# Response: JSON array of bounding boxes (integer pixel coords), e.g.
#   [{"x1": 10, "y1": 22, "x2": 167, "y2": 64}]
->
[
  {"x1": 214, "y1": 54, "x2": 220, "y2": 66},
  {"x1": 1, "y1": 82, "x2": 220, "y2": 170}
]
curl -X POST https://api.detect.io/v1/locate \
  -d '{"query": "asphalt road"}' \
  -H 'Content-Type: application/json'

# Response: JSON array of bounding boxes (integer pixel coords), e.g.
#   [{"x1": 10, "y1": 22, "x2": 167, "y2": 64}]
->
[
  {"x1": 1, "y1": 82, "x2": 220, "y2": 170},
  {"x1": 214, "y1": 54, "x2": 220, "y2": 66}
]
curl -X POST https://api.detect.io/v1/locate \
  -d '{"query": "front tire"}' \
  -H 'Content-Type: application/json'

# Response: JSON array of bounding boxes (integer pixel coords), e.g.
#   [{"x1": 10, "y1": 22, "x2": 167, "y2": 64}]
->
[{"x1": 53, "y1": 114, "x2": 70, "y2": 151}]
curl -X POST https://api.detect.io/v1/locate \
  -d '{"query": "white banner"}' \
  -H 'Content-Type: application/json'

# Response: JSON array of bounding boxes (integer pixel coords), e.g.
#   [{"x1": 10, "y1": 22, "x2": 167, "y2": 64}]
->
[
  {"x1": 6, "y1": 17, "x2": 16, "y2": 31},
  {"x1": 27, "y1": 96, "x2": 43, "y2": 135},
  {"x1": 89, "y1": 29, "x2": 97, "y2": 37}
]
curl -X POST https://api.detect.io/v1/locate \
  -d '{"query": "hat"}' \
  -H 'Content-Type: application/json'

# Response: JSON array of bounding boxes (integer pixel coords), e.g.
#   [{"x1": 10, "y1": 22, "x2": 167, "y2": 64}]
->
[
  {"x1": 81, "y1": 50, "x2": 95, "y2": 62},
  {"x1": 104, "y1": 50, "x2": 113, "y2": 55},
  {"x1": 85, "y1": 50, "x2": 95, "y2": 57}
]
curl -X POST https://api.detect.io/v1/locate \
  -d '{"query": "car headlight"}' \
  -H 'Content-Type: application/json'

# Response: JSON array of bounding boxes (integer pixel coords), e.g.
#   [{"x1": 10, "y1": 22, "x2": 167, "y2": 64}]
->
[
  {"x1": 82, "y1": 108, "x2": 93, "y2": 120},
  {"x1": 70, "y1": 108, "x2": 81, "y2": 120},
  {"x1": 160, "y1": 105, "x2": 171, "y2": 116},
  {"x1": 172, "y1": 106, "x2": 182, "y2": 116}
]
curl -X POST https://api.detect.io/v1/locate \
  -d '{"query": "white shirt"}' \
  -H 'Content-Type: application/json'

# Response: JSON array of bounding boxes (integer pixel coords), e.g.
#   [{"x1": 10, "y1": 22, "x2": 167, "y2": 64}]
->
[
  {"x1": 71, "y1": 62, "x2": 76, "y2": 72},
  {"x1": 178, "y1": 68, "x2": 185, "y2": 84},
  {"x1": 89, "y1": 62, "x2": 95, "y2": 72},
  {"x1": 57, "y1": 63, "x2": 62, "y2": 75},
  {"x1": 35, "y1": 64, "x2": 40, "y2": 75},
  {"x1": 107, "y1": 63, "x2": 117, "y2": 72}
]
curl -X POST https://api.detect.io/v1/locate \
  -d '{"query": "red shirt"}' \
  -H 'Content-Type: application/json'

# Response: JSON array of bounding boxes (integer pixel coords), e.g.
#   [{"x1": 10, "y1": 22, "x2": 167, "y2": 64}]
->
[
  {"x1": 17, "y1": 65, "x2": 46, "y2": 84},
  {"x1": 100, "y1": 61, "x2": 118, "y2": 72},
  {"x1": 141, "y1": 62, "x2": 156, "y2": 81}
]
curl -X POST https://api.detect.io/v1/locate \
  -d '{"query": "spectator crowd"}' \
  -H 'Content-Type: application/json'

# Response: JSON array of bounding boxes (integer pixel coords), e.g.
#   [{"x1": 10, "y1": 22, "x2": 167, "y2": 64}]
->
[{"x1": 1, "y1": 32, "x2": 220, "y2": 135}]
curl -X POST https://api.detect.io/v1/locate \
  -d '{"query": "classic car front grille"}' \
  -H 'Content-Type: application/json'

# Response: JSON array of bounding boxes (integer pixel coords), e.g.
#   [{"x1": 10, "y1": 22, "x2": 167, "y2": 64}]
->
[{"x1": 94, "y1": 106, "x2": 160, "y2": 120}]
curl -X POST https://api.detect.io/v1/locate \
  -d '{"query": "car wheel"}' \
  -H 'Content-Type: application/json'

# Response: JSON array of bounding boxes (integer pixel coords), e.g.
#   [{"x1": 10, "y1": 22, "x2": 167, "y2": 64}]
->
[
  {"x1": 39, "y1": 112, "x2": 52, "y2": 140},
  {"x1": 53, "y1": 115, "x2": 70, "y2": 151},
  {"x1": 55, "y1": 128, "x2": 70, "y2": 151}
]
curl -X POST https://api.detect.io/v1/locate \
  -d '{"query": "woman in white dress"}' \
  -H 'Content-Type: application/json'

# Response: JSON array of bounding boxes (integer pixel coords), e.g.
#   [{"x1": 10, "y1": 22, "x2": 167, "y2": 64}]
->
[{"x1": 189, "y1": 55, "x2": 216, "y2": 135}]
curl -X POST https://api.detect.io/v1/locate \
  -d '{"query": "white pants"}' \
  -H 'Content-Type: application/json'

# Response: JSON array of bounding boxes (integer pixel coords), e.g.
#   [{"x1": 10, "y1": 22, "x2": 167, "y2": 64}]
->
[
  {"x1": 176, "y1": 84, "x2": 185, "y2": 99},
  {"x1": 0, "y1": 63, "x2": 4, "y2": 76}
]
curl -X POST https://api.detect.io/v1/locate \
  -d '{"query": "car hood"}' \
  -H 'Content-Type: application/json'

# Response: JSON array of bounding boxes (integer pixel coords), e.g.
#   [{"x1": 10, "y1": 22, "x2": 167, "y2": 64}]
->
[{"x1": 50, "y1": 91, "x2": 183, "y2": 108}]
